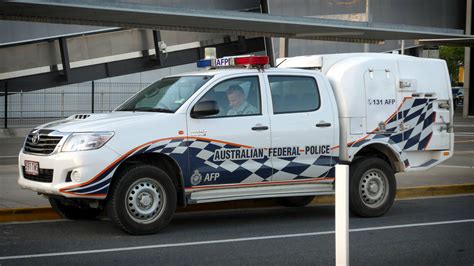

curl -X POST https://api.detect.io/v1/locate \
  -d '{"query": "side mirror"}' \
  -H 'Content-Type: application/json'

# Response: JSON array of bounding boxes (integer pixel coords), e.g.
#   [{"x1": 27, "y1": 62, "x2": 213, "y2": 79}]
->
[{"x1": 191, "y1": 100, "x2": 220, "y2": 118}]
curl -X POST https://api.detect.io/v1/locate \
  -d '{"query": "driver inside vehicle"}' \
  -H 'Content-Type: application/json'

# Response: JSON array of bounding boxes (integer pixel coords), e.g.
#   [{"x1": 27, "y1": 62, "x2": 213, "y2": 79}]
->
[{"x1": 226, "y1": 84, "x2": 258, "y2": 116}]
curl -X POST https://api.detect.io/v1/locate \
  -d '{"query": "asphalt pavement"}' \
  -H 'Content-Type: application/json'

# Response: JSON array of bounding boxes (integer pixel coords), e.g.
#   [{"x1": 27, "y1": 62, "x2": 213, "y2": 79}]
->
[{"x1": 0, "y1": 195, "x2": 472, "y2": 265}]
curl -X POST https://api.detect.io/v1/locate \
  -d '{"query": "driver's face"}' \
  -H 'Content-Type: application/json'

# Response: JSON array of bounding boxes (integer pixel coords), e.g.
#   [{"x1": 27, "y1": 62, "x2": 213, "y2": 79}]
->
[{"x1": 227, "y1": 92, "x2": 245, "y2": 109}]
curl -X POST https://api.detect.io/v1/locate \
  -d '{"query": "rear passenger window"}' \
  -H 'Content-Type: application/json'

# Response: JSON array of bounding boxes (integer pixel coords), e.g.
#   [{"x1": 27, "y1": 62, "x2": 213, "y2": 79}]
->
[{"x1": 268, "y1": 76, "x2": 320, "y2": 114}]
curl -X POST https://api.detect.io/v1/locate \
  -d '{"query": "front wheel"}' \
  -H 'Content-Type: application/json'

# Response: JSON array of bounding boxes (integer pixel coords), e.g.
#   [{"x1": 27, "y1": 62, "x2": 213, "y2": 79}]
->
[
  {"x1": 349, "y1": 158, "x2": 396, "y2": 217},
  {"x1": 106, "y1": 165, "x2": 177, "y2": 235}
]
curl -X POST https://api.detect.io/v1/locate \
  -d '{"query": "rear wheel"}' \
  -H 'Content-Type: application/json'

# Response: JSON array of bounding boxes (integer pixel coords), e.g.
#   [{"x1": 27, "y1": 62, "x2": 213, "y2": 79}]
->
[
  {"x1": 49, "y1": 197, "x2": 102, "y2": 220},
  {"x1": 278, "y1": 196, "x2": 315, "y2": 207},
  {"x1": 106, "y1": 164, "x2": 176, "y2": 235},
  {"x1": 349, "y1": 158, "x2": 396, "y2": 217}
]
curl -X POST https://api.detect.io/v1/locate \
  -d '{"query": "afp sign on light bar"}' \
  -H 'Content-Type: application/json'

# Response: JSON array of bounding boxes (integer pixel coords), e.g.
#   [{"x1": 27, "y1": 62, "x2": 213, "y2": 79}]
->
[
  {"x1": 215, "y1": 57, "x2": 233, "y2": 66},
  {"x1": 197, "y1": 55, "x2": 269, "y2": 68}
]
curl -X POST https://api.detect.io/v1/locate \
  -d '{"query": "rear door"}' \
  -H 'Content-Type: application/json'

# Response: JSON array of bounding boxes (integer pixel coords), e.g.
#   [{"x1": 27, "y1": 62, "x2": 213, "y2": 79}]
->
[
  {"x1": 364, "y1": 68, "x2": 398, "y2": 134},
  {"x1": 397, "y1": 60, "x2": 451, "y2": 151},
  {"x1": 265, "y1": 74, "x2": 337, "y2": 182}
]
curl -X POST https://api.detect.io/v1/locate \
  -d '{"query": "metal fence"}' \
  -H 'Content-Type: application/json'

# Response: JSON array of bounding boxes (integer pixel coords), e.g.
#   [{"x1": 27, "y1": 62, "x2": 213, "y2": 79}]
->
[{"x1": 1, "y1": 81, "x2": 151, "y2": 128}]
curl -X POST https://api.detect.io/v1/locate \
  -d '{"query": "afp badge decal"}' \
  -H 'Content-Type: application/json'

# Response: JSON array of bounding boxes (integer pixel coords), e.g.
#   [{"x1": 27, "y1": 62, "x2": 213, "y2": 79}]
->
[{"x1": 190, "y1": 170, "x2": 203, "y2": 186}]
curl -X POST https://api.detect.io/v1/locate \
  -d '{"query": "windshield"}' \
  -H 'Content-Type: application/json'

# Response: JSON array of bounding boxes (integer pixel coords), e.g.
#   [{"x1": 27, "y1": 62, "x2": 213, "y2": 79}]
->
[{"x1": 116, "y1": 75, "x2": 212, "y2": 112}]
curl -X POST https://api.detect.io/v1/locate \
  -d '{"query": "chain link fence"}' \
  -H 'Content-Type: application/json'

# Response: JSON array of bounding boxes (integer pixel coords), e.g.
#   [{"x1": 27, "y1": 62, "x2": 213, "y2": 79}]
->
[{"x1": 1, "y1": 81, "x2": 151, "y2": 128}]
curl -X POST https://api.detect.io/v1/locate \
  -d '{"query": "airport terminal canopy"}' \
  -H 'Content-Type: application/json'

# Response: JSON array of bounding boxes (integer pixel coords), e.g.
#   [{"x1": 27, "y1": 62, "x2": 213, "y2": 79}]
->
[{"x1": 0, "y1": 0, "x2": 470, "y2": 44}]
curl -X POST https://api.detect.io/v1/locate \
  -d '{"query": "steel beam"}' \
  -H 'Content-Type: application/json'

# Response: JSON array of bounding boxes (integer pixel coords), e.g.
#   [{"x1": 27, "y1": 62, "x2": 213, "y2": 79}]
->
[
  {"x1": 260, "y1": 0, "x2": 275, "y2": 66},
  {"x1": 91, "y1": 80, "x2": 95, "y2": 113},
  {"x1": 0, "y1": 37, "x2": 265, "y2": 93},
  {"x1": 3, "y1": 82, "x2": 7, "y2": 129},
  {"x1": 152, "y1": 30, "x2": 162, "y2": 65},
  {"x1": 58, "y1": 37, "x2": 71, "y2": 80}
]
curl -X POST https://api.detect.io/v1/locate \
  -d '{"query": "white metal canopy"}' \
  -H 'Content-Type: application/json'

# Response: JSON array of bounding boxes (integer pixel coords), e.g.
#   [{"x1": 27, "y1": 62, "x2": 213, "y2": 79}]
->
[{"x1": 0, "y1": 0, "x2": 471, "y2": 44}]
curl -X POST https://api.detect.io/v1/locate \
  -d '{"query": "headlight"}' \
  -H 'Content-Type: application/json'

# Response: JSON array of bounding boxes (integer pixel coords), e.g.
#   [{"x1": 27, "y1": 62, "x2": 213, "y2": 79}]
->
[{"x1": 62, "y1": 132, "x2": 114, "y2": 152}]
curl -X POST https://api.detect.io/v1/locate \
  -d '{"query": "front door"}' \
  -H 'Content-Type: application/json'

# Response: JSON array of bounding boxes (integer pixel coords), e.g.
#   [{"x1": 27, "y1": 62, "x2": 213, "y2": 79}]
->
[
  {"x1": 186, "y1": 74, "x2": 272, "y2": 189},
  {"x1": 265, "y1": 74, "x2": 337, "y2": 182}
]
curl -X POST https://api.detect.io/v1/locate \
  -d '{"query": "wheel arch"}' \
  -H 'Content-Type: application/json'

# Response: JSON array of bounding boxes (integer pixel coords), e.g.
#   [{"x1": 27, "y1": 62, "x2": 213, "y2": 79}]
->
[
  {"x1": 109, "y1": 152, "x2": 186, "y2": 207},
  {"x1": 352, "y1": 143, "x2": 404, "y2": 173}
]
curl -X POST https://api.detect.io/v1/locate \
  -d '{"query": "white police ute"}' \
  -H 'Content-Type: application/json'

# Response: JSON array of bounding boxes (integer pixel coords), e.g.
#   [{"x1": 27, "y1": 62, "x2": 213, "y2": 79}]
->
[{"x1": 18, "y1": 52, "x2": 454, "y2": 234}]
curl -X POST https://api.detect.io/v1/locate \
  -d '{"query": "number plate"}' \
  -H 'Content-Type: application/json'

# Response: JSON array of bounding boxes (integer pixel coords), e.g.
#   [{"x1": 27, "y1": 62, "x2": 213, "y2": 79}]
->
[{"x1": 24, "y1": 160, "x2": 39, "y2": 176}]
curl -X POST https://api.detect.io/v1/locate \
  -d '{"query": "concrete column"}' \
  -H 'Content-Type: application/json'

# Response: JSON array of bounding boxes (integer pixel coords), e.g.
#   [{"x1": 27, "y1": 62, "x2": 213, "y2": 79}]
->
[
  {"x1": 364, "y1": 0, "x2": 371, "y2": 53},
  {"x1": 279, "y1": 38, "x2": 289, "y2": 58},
  {"x1": 464, "y1": 0, "x2": 472, "y2": 116}
]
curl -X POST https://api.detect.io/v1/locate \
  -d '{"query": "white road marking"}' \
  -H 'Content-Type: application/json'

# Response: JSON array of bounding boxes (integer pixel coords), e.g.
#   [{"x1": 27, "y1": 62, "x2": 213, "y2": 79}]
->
[
  {"x1": 349, "y1": 219, "x2": 474, "y2": 232},
  {"x1": 437, "y1": 165, "x2": 473, "y2": 169},
  {"x1": 0, "y1": 219, "x2": 473, "y2": 260}
]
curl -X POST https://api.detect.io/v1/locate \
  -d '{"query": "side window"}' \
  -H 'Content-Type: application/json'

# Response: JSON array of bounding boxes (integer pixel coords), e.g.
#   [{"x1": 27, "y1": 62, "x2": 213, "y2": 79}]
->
[
  {"x1": 195, "y1": 76, "x2": 261, "y2": 118},
  {"x1": 268, "y1": 76, "x2": 320, "y2": 114}
]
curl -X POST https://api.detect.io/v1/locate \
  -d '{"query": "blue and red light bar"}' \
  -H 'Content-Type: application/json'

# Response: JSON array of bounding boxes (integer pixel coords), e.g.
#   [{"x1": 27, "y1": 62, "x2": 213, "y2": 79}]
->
[{"x1": 197, "y1": 55, "x2": 269, "y2": 68}]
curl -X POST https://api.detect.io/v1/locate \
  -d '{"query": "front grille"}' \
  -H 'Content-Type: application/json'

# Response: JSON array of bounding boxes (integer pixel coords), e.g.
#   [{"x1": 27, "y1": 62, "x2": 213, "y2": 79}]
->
[
  {"x1": 24, "y1": 130, "x2": 63, "y2": 155},
  {"x1": 22, "y1": 167, "x2": 54, "y2": 183}
]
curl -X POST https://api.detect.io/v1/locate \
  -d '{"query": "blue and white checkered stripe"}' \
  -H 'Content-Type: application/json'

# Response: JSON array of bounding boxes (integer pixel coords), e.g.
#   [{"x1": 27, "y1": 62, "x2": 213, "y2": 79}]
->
[
  {"x1": 63, "y1": 137, "x2": 336, "y2": 196},
  {"x1": 349, "y1": 98, "x2": 436, "y2": 169},
  {"x1": 145, "y1": 138, "x2": 334, "y2": 187}
]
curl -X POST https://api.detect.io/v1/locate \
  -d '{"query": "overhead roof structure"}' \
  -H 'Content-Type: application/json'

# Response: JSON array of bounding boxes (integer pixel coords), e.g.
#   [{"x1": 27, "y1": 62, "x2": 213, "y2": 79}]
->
[
  {"x1": 0, "y1": 30, "x2": 265, "y2": 92},
  {"x1": 419, "y1": 38, "x2": 474, "y2": 47},
  {"x1": 1, "y1": 0, "x2": 473, "y2": 93},
  {"x1": 0, "y1": 0, "x2": 471, "y2": 44}
]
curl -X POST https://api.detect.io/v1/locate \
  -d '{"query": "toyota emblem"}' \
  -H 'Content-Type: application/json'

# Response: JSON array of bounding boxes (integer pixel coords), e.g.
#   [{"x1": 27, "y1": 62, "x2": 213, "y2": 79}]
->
[{"x1": 32, "y1": 133, "x2": 40, "y2": 144}]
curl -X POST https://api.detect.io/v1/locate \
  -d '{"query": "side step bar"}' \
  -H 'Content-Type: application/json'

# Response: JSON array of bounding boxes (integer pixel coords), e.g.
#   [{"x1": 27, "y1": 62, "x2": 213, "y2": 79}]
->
[{"x1": 188, "y1": 183, "x2": 334, "y2": 204}]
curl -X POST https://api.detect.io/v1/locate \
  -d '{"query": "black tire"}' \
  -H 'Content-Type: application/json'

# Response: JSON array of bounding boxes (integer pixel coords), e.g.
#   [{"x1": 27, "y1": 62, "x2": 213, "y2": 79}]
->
[
  {"x1": 49, "y1": 197, "x2": 103, "y2": 220},
  {"x1": 349, "y1": 158, "x2": 396, "y2": 217},
  {"x1": 106, "y1": 164, "x2": 177, "y2": 235},
  {"x1": 278, "y1": 196, "x2": 315, "y2": 207}
]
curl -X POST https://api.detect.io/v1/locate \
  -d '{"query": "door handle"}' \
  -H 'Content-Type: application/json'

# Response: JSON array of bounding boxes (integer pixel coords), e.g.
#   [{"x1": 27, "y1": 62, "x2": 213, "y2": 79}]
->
[
  {"x1": 251, "y1": 126, "x2": 269, "y2": 131},
  {"x1": 316, "y1": 122, "x2": 331, "y2": 128}
]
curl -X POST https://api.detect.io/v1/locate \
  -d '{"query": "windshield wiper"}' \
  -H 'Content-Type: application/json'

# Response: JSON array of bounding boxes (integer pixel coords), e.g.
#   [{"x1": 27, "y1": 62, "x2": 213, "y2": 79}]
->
[
  {"x1": 150, "y1": 108, "x2": 174, "y2": 113},
  {"x1": 117, "y1": 107, "x2": 174, "y2": 113}
]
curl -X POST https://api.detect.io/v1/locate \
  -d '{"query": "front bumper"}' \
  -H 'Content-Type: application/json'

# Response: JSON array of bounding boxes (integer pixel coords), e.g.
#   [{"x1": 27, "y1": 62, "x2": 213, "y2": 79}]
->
[{"x1": 18, "y1": 145, "x2": 121, "y2": 199}]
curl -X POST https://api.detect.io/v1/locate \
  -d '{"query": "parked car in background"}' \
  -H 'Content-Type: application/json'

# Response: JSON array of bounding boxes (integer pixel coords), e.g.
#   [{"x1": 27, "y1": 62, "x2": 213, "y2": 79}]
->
[{"x1": 452, "y1": 86, "x2": 464, "y2": 110}]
